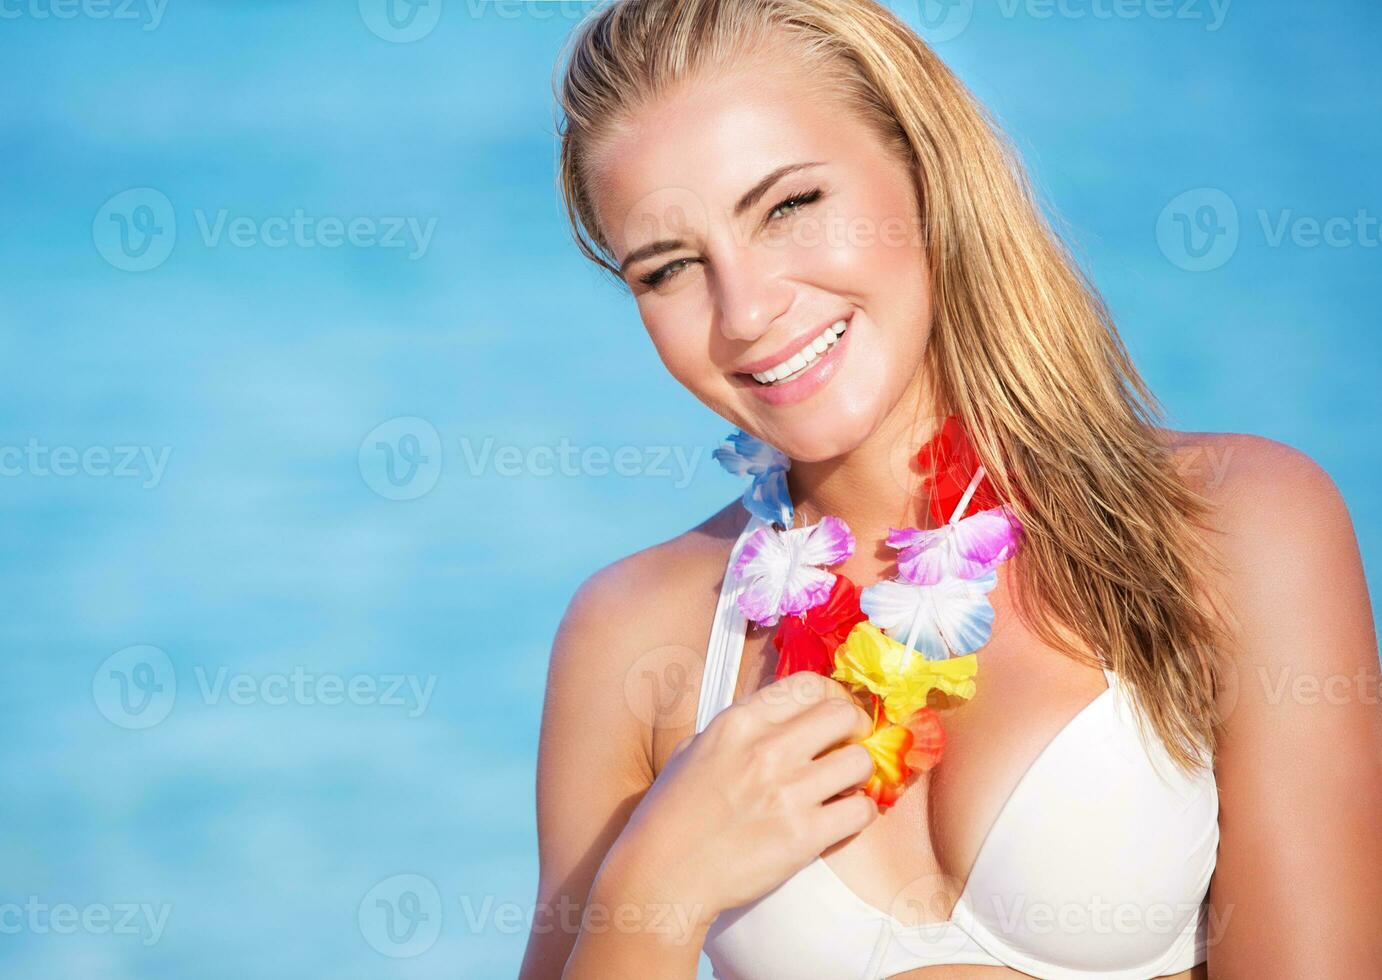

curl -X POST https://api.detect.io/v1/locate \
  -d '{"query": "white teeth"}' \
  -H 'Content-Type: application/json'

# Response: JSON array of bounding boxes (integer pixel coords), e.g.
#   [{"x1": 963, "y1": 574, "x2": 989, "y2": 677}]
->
[{"x1": 750, "y1": 318, "x2": 849, "y2": 385}]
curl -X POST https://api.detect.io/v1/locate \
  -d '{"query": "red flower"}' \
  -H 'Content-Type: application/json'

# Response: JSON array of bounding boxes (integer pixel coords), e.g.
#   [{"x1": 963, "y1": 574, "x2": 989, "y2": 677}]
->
[
  {"x1": 902, "y1": 707, "x2": 946, "y2": 773},
  {"x1": 772, "y1": 574, "x2": 867, "y2": 680},
  {"x1": 917, "y1": 416, "x2": 1003, "y2": 525}
]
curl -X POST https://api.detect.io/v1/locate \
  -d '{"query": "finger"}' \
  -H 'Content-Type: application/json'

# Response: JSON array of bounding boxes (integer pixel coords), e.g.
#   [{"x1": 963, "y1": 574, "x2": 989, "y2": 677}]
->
[
  {"x1": 765, "y1": 690, "x2": 874, "y2": 761},
  {"x1": 743, "y1": 670, "x2": 851, "y2": 726},
  {"x1": 810, "y1": 791, "x2": 878, "y2": 852},
  {"x1": 797, "y1": 741, "x2": 875, "y2": 804}
]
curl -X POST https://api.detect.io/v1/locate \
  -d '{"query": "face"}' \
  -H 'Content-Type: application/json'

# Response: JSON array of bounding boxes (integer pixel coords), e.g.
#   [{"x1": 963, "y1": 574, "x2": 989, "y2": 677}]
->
[{"x1": 588, "y1": 47, "x2": 935, "y2": 463}]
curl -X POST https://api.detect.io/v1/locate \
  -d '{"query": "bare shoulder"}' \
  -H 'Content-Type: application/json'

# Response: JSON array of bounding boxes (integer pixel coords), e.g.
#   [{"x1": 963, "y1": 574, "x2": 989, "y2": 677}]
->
[
  {"x1": 1158, "y1": 428, "x2": 1342, "y2": 510},
  {"x1": 542, "y1": 499, "x2": 750, "y2": 771},
  {"x1": 563, "y1": 499, "x2": 748, "y2": 629},
  {"x1": 556, "y1": 499, "x2": 748, "y2": 665},
  {"x1": 1156, "y1": 436, "x2": 1382, "y2": 966},
  {"x1": 1156, "y1": 428, "x2": 1357, "y2": 561},
  {"x1": 1157, "y1": 427, "x2": 1377, "y2": 713}
]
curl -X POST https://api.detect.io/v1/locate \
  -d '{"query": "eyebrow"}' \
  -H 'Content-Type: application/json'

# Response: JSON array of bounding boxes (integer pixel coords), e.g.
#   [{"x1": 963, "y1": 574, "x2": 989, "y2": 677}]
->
[{"x1": 618, "y1": 161, "x2": 826, "y2": 276}]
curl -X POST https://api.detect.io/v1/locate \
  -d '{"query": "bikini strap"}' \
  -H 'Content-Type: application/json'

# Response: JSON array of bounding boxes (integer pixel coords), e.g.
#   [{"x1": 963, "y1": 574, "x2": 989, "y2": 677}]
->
[{"x1": 694, "y1": 513, "x2": 767, "y2": 734}]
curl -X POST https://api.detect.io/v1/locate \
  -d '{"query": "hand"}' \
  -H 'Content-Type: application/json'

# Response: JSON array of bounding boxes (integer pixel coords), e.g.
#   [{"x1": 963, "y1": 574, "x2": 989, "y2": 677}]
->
[{"x1": 594, "y1": 671, "x2": 878, "y2": 929}]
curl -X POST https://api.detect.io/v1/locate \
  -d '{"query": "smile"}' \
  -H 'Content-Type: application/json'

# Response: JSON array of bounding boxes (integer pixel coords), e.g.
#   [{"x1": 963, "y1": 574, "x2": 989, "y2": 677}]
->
[{"x1": 750, "y1": 319, "x2": 849, "y2": 386}]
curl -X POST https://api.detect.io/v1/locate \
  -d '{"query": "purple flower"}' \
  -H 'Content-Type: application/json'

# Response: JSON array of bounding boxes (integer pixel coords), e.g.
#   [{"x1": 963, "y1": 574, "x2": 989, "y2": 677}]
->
[
  {"x1": 731, "y1": 516, "x2": 855, "y2": 626},
  {"x1": 886, "y1": 505, "x2": 1022, "y2": 586}
]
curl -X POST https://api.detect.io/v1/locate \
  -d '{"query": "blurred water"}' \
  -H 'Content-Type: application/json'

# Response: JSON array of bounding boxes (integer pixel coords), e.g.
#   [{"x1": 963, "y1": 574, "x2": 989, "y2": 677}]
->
[{"x1": 0, "y1": 1, "x2": 1377, "y2": 978}]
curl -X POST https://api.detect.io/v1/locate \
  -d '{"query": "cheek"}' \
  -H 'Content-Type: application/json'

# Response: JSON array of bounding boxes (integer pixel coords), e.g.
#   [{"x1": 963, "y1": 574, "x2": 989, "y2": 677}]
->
[
  {"x1": 802, "y1": 193, "x2": 927, "y2": 296},
  {"x1": 640, "y1": 305, "x2": 719, "y2": 393}
]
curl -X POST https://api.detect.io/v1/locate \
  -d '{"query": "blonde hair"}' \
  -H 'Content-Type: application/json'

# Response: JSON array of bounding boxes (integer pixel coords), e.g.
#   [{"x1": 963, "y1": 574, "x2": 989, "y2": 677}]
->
[{"x1": 553, "y1": 0, "x2": 1231, "y2": 772}]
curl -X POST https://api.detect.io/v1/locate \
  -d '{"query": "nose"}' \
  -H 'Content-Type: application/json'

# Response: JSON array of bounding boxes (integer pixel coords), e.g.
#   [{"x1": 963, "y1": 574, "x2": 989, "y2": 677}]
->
[{"x1": 711, "y1": 240, "x2": 794, "y2": 344}]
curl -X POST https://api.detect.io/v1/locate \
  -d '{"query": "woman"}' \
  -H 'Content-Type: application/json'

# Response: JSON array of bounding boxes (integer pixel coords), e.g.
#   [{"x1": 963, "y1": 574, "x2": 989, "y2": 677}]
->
[{"x1": 521, "y1": 1, "x2": 1381, "y2": 976}]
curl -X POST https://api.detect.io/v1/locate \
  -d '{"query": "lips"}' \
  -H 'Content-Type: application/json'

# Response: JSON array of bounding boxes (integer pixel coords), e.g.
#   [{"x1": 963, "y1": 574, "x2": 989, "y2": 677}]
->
[
  {"x1": 736, "y1": 313, "x2": 853, "y2": 383},
  {"x1": 742, "y1": 319, "x2": 853, "y2": 407}
]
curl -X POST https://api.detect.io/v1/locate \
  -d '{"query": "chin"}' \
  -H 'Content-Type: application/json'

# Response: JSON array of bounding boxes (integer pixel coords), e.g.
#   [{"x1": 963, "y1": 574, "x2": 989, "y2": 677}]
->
[{"x1": 756, "y1": 412, "x2": 876, "y2": 463}]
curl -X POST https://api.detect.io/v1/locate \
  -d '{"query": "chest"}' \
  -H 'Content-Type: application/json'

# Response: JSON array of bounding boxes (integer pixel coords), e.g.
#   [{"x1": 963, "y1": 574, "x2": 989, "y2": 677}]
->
[{"x1": 652, "y1": 566, "x2": 1117, "y2": 922}]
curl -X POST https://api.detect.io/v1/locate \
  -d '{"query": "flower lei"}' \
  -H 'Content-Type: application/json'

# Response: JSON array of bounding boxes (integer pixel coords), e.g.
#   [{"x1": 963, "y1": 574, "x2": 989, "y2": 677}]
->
[{"x1": 713, "y1": 417, "x2": 1023, "y2": 808}]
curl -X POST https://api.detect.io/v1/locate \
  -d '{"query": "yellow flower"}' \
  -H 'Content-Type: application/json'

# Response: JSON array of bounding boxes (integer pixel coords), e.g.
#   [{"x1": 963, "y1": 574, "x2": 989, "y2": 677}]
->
[
  {"x1": 832, "y1": 622, "x2": 978, "y2": 723},
  {"x1": 860, "y1": 720, "x2": 912, "y2": 808}
]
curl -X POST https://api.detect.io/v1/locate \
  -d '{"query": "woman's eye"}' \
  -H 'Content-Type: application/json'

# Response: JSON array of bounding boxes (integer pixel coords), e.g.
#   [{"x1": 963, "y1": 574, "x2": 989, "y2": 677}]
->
[
  {"x1": 640, "y1": 257, "x2": 693, "y2": 287},
  {"x1": 767, "y1": 187, "x2": 823, "y2": 222}
]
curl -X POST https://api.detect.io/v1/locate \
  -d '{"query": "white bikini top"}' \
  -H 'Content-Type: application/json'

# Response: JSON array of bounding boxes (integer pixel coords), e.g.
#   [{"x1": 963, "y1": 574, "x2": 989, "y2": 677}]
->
[{"x1": 695, "y1": 514, "x2": 1219, "y2": 980}]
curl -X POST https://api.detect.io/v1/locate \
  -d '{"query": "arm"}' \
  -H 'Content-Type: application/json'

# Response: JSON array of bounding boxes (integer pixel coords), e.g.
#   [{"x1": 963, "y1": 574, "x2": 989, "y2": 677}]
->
[
  {"x1": 518, "y1": 548, "x2": 880, "y2": 979},
  {"x1": 517, "y1": 562, "x2": 706, "y2": 980},
  {"x1": 1206, "y1": 437, "x2": 1382, "y2": 972}
]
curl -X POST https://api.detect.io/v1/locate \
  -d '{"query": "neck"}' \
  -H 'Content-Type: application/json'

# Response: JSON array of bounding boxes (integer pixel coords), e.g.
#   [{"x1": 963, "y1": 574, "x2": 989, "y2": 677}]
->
[{"x1": 786, "y1": 380, "x2": 948, "y2": 544}]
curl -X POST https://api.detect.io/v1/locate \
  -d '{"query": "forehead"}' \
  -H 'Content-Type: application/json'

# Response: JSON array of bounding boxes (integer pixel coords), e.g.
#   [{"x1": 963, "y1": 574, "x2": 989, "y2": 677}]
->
[{"x1": 588, "y1": 60, "x2": 858, "y2": 258}]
